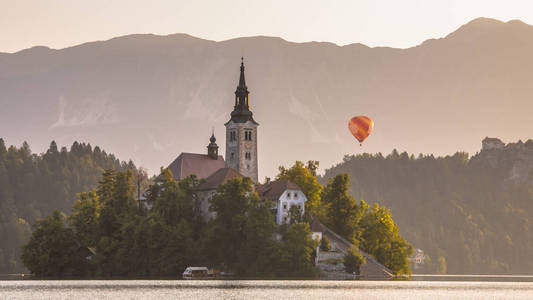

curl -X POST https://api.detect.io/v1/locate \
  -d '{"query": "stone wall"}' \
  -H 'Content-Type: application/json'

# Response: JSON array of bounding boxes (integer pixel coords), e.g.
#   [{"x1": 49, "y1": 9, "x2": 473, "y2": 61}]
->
[{"x1": 225, "y1": 120, "x2": 258, "y2": 183}]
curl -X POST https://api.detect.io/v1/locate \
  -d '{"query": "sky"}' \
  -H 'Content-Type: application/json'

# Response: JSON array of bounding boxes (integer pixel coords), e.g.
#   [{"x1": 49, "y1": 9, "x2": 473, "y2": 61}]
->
[{"x1": 2, "y1": 0, "x2": 533, "y2": 53}]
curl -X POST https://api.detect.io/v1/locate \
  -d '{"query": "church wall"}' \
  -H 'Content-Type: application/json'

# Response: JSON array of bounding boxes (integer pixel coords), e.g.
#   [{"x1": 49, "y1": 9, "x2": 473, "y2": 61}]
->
[{"x1": 225, "y1": 120, "x2": 258, "y2": 183}]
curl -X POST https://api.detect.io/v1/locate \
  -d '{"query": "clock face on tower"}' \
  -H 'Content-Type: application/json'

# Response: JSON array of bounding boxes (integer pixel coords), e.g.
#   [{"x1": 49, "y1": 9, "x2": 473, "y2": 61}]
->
[{"x1": 245, "y1": 143, "x2": 251, "y2": 149}]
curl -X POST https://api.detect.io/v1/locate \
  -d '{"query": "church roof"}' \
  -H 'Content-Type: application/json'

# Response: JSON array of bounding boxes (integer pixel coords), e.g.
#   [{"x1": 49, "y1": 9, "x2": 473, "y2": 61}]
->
[
  {"x1": 256, "y1": 179, "x2": 301, "y2": 201},
  {"x1": 195, "y1": 167, "x2": 244, "y2": 191},
  {"x1": 167, "y1": 152, "x2": 225, "y2": 181}
]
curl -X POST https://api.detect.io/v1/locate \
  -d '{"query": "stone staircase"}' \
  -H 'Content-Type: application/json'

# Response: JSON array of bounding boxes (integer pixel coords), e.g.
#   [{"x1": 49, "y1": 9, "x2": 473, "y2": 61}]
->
[{"x1": 312, "y1": 218, "x2": 394, "y2": 280}]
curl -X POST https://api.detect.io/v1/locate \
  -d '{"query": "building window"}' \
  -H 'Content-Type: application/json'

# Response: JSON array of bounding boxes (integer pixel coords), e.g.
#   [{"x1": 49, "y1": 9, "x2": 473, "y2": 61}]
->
[
  {"x1": 286, "y1": 192, "x2": 291, "y2": 199},
  {"x1": 245, "y1": 152, "x2": 251, "y2": 160},
  {"x1": 230, "y1": 152, "x2": 234, "y2": 161},
  {"x1": 244, "y1": 130, "x2": 252, "y2": 141},
  {"x1": 283, "y1": 203, "x2": 287, "y2": 210},
  {"x1": 247, "y1": 164, "x2": 250, "y2": 170},
  {"x1": 294, "y1": 192, "x2": 298, "y2": 199},
  {"x1": 230, "y1": 131, "x2": 236, "y2": 141}
]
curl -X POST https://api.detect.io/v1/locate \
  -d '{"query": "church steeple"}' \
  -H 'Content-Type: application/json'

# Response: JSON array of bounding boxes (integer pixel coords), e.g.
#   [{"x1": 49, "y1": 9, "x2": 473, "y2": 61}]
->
[
  {"x1": 207, "y1": 130, "x2": 219, "y2": 159},
  {"x1": 225, "y1": 57, "x2": 259, "y2": 183},
  {"x1": 238, "y1": 57, "x2": 247, "y2": 95},
  {"x1": 228, "y1": 57, "x2": 258, "y2": 125}
]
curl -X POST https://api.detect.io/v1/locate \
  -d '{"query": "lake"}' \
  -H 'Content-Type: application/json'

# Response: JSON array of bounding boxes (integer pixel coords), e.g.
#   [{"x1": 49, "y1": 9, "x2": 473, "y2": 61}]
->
[{"x1": 2, "y1": 280, "x2": 533, "y2": 299}]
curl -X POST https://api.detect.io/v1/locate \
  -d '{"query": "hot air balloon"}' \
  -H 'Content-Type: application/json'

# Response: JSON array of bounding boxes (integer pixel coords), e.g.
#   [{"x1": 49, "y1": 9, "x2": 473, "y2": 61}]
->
[{"x1": 348, "y1": 116, "x2": 373, "y2": 146}]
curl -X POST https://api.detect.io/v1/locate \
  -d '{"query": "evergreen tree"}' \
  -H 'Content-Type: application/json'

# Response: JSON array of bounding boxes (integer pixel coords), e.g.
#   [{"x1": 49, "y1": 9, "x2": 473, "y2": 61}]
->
[
  {"x1": 322, "y1": 174, "x2": 362, "y2": 243},
  {"x1": 69, "y1": 191, "x2": 100, "y2": 247}
]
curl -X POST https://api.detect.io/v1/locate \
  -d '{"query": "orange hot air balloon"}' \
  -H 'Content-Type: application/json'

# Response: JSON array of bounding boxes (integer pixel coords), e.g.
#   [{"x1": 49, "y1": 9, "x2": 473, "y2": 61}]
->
[{"x1": 348, "y1": 116, "x2": 374, "y2": 145}]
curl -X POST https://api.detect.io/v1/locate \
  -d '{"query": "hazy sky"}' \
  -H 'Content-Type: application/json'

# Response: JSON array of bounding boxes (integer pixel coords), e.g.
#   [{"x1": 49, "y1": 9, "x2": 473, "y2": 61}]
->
[{"x1": 2, "y1": 0, "x2": 533, "y2": 53}]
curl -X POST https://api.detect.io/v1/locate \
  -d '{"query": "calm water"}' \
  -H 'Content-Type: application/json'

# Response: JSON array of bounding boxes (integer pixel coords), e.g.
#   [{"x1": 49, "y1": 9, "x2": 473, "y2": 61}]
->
[{"x1": 2, "y1": 280, "x2": 533, "y2": 299}]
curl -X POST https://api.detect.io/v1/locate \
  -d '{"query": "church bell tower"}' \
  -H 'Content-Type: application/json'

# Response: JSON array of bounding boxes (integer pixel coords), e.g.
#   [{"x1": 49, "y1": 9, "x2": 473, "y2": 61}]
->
[
  {"x1": 207, "y1": 131, "x2": 219, "y2": 160},
  {"x1": 225, "y1": 58, "x2": 259, "y2": 183}
]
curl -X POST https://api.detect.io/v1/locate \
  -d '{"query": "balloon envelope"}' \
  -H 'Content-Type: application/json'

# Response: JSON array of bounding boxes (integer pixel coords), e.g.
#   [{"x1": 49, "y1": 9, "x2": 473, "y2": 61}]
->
[{"x1": 348, "y1": 116, "x2": 373, "y2": 143}]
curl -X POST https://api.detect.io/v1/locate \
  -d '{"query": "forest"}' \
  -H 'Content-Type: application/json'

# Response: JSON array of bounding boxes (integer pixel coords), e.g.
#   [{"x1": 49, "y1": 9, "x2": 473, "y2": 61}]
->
[
  {"x1": 321, "y1": 141, "x2": 533, "y2": 274},
  {"x1": 0, "y1": 139, "x2": 141, "y2": 274}
]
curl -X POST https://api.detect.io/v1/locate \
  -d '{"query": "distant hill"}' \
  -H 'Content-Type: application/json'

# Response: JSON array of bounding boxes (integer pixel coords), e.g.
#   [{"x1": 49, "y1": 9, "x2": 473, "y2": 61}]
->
[
  {"x1": 320, "y1": 138, "x2": 533, "y2": 274},
  {"x1": 3, "y1": 18, "x2": 533, "y2": 178}
]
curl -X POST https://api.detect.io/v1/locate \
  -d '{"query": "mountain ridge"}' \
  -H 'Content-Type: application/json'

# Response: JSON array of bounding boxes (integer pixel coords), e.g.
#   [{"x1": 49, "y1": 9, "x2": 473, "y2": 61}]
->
[
  {"x1": 6, "y1": 17, "x2": 522, "y2": 56},
  {"x1": 2, "y1": 17, "x2": 533, "y2": 178}
]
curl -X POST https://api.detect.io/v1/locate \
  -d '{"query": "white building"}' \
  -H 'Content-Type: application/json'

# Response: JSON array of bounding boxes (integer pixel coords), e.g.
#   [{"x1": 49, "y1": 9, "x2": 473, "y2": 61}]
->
[
  {"x1": 409, "y1": 248, "x2": 426, "y2": 270},
  {"x1": 256, "y1": 180, "x2": 308, "y2": 225}
]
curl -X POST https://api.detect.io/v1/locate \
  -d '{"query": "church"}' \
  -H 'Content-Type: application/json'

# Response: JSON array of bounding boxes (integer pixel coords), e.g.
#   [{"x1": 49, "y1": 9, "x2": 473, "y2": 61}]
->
[
  {"x1": 166, "y1": 58, "x2": 307, "y2": 224},
  {"x1": 146, "y1": 58, "x2": 394, "y2": 279}
]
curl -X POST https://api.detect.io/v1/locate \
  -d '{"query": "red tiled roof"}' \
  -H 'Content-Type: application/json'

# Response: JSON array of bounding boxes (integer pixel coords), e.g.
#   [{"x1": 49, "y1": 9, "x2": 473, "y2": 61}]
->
[
  {"x1": 256, "y1": 179, "x2": 301, "y2": 201},
  {"x1": 195, "y1": 167, "x2": 244, "y2": 190},
  {"x1": 167, "y1": 152, "x2": 225, "y2": 181}
]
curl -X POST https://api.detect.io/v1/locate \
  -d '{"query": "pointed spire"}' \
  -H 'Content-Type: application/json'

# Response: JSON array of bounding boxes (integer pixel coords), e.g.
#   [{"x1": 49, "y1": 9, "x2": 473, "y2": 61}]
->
[
  {"x1": 227, "y1": 57, "x2": 258, "y2": 125},
  {"x1": 235, "y1": 57, "x2": 249, "y2": 106},
  {"x1": 238, "y1": 57, "x2": 246, "y2": 89}
]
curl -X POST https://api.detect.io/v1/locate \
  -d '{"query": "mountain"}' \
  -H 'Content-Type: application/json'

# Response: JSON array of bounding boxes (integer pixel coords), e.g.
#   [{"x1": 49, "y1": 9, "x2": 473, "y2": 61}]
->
[
  {"x1": 2, "y1": 18, "x2": 533, "y2": 178},
  {"x1": 320, "y1": 138, "x2": 533, "y2": 274}
]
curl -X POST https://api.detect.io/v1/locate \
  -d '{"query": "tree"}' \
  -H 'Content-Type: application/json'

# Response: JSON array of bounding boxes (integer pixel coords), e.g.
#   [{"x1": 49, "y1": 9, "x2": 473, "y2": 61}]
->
[
  {"x1": 359, "y1": 203, "x2": 413, "y2": 275},
  {"x1": 320, "y1": 235, "x2": 331, "y2": 252},
  {"x1": 0, "y1": 139, "x2": 137, "y2": 274},
  {"x1": 306, "y1": 161, "x2": 320, "y2": 177},
  {"x1": 21, "y1": 211, "x2": 89, "y2": 277},
  {"x1": 147, "y1": 169, "x2": 197, "y2": 226},
  {"x1": 279, "y1": 223, "x2": 318, "y2": 277},
  {"x1": 288, "y1": 204, "x2": 303, "y2": 224},
  {"x1": 237, "y1": 196, "x2": 279, "y2": 276},
  {"x1": 344, "y1": 246, "x2": 365, "y2": 275},
  {"x1": 437, "y1": 256, "x2": 447, "y2": 275},
  {"x1": 69, "y1": 191, "x2": 100, "y2": 247},
  {"x1": 206, "y1": 177, "x2": 283, "y2": 277},
  {"x1": 0, "y1": 138, "x2": 7, "y2": 159},
  {"x1": 277, "y1": 161, "x2": 323, "y2": 218},
  {"x1": 207, "y1": 177, "x2": 255, "y2": 270},
  {"x1": 322, "y1": 174, "x2": 362, "y2": 243},
  {"x1": 112, "y1": 170, "x2": 137, "y2": 218}
]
